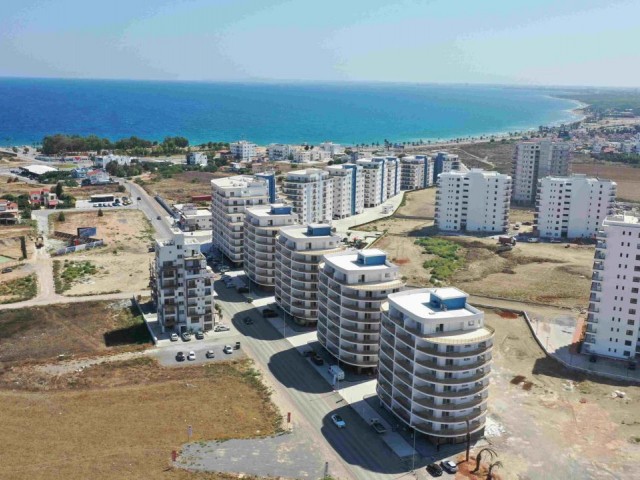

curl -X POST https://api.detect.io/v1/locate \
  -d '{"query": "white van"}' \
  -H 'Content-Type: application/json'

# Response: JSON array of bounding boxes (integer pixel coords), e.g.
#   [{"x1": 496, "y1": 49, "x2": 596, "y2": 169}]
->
[{"x1": 328, "y1": 365, "x2": 345, "y2": 381}]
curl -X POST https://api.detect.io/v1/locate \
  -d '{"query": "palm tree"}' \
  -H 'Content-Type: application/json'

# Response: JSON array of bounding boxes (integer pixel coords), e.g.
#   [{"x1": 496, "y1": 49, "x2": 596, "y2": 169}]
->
[
  {"x1": 486, "y1": 460, "x2": 503, "y2": 480},
  {"x1": 472, "y1": 447, "x2": 497, "y2": 473}
]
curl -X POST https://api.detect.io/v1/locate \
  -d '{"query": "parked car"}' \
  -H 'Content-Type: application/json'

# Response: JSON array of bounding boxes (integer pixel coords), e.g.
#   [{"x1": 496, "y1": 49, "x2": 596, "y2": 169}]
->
[
  {"x1": 175, "y1": 351, "x2": 185, "y2": 362},
  {"x1": 243, "y1": 316, "x2": 254, "y2": 325},
  {"x1": 187, "y1": 351, "x2": 196, "y2": 361},
  {"x1": 223, "y1": 345, "x2": 233, "y2": 354},
  {"x1": 205, "y1": 350, "x2": 215, "y2": 359},
  {"x1": 426, "y1": 463, "x2": 443, "y2": 477},
  {"x1": 181, "y1": 332, "x2": 191, "y2": 342},
  {"x1": 331, "y1": 414, "x2": 346, "y2": 428},
  {"x1": 170, "y1": 333, "x2": 179, "y2": 342},
  {"x1": 214, "y1": 324, "x2": 230, "y2": 332},
  {"x1": 311, "y1": 353, "x2": 324, "y2": 365},
  {"x1": 137, "y1": 196, "x2": 141, "y2": 200},
  {"x1": 262, "y1": 308, "x2": 278, "y2": 318},
  {"x1": 550, "y1": 239, "x2": 562, "y2": 244},
  {"x1": 440, "y1": 460, "x2": 458, "y2": 474},
  {"x1": 156, "y1": 215, "x2": 161, "y2": 220},
  {"x1": 195, "y1": 331, "x2": 205, "y2": 340},
  {"x1": 218, "y1": 266, "x2": 230, "y2": 273},
  {"x1": 234, "y1": 341, "x2": 241, "y2": 350},
  {"x1": 1, "y1": 267, "x2": 13, "y2": 274}
]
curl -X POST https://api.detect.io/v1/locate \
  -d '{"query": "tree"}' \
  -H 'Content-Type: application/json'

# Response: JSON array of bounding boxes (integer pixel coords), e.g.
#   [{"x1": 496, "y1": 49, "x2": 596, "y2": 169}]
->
[
  {"x1": 55, "y1": 182, "x2": 64, "y2": 198},
  {"x1": 21, "y1": 208, "x2": 31, "y2": 220},
  {"x1": 486, "y1": 461, "x2": 503, "y2": 480},
  {"x1": 472, "y1": 447, "x2": 498, "y2": 473},
  {"x1": 98, "y1": 208, "x2": 104, "y2": 217},
  {"x1": 57, "y1": 211, "x2": 65, "y2": 222},
  {"x1": 117, "y1": 184, "x2": 126, "y2": 193}
]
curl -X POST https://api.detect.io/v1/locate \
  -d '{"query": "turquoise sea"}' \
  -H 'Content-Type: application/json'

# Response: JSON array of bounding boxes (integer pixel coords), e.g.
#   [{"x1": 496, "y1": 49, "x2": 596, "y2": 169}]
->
[{"x1": 0, "y1": 78, "x2": 582, "y2": 146}]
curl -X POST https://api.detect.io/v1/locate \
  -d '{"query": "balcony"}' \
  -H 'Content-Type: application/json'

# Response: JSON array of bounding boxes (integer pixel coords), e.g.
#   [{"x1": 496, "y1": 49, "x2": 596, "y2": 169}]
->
[
  {"x1": 413, "y1": 382, "x2": 490, "y2": 398},
  {"x1": 412, "y1": 406, "x2": 486, "y2": 424},
  {"x1": 415, "y1": 355, "x2": 491, "y2": 372},
  {"x1": 590, "y1": 283, "x2": 602, "y2": 293},
  {"x1": 413, "y1": 394, "x2": 487, "y2": 411},
  {"x1": 416, "y1": 343, "x2": 491, "y2": 358}
]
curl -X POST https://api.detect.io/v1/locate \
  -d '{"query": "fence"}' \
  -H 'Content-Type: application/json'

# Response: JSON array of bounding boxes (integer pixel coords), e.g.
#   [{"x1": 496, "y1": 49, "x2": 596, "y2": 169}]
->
[{"x1": 51, "y1": 240, "x2": 104, "y2": 256}]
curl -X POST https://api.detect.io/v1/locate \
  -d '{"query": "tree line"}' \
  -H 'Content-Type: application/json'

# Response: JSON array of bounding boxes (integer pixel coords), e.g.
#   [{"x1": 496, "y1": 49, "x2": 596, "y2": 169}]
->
[{"x1": 41, "y1": 134, "x2": 190, "y2": 155}]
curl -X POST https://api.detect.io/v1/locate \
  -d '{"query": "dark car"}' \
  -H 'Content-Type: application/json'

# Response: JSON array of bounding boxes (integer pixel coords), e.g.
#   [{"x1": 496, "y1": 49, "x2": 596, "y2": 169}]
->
[
  {"x1": 311, "y1": 353, "x2": 324, "y2": 366},
  {"x1": 195, "y1": 331, "x2": 205, "y2": 340},
  {"x1": 262, "y1": 308, "x2": 278, "y2": 318},
  {"x1": 237, "y1": 286, "x2": 250, "y2": 294},
  {"x1": 175, "y1": 351, "x2": 186, "y2": 362},
  {"x1": 426, "y1": 463, "x2": 443, "y2": 477},
  {"x1": 243, "y1": 317, "x2": 254, "y2": 325}
]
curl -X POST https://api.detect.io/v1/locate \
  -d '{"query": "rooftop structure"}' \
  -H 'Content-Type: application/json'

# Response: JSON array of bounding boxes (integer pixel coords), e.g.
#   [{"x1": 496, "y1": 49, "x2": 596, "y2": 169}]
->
[{"x1": 378, "y1": 287, "x2": 493, "y2": 444}]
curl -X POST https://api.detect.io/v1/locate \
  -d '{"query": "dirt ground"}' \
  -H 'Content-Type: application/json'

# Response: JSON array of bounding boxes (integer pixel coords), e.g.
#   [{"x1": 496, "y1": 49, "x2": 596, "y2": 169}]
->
[
  {"x1": 449, "y1": 141, "x2": 516, "y2": 174},
  {"x1": 142, "y1": 170, "x2": 231, "y2": 203},
  {"x1": 51, "y1": 209, "x2": 154, "y2": 295},
  {"x1": 0, "y1": 357, "x2": 280, "y2": 480},
  {"x1": 484, "y1": 310, "x2": 640, "y2": 480},
  {"x1": 572, "y1": 158, "x2": 640, "y2": 203},
  {"x1": 0, "y1": 300, "x2": 151, "y2": 366},
  {"x1": 0, "y1": 175, "x2": 48, "y2": 196}
]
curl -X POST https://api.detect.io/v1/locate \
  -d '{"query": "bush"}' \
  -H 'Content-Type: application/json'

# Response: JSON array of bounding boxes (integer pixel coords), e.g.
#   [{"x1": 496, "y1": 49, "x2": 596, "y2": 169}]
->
[
  {"x1": 57, "y1": 211, "x2": 65, "y2": 222},
  {"x1": 415, "y1": 237, "x2": 463, "y2": 282},
  {"x1": 98, "y1": 208, "x2": 104, "y2": 217}
]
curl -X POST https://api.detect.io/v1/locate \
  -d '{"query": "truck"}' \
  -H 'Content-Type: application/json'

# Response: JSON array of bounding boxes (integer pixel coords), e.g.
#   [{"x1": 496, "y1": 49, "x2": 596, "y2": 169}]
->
[
  {"x1": 498, "y1": 236, "x2": 516, "y2": 246},
  {"x1": 370, "y1": 418, "x2": 387, "y2": 434},
  {"x1": 328, "y1": 365, "x2": 345, "y2": 381}
]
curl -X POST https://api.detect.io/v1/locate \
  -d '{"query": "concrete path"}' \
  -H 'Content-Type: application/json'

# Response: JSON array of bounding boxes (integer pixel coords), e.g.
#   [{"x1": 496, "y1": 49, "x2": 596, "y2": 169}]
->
[{"x1": 332, "y1": 192, "x2": 405, "y2": 233}]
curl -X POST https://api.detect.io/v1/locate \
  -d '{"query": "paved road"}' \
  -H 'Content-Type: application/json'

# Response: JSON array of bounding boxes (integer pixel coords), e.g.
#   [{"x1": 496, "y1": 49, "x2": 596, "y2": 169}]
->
[
  {"x1": 213, "y1": 283, "x2": 414, "y2": 480},
  {"x1": 121, "y1": 179, "x2": 173, "y2": 239}
]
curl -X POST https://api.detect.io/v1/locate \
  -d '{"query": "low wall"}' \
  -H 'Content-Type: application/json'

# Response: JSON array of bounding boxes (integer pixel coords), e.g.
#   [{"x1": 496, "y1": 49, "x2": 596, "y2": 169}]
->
[{"x1": 51, "y1": 240, "x2": 104, "y2": 256}]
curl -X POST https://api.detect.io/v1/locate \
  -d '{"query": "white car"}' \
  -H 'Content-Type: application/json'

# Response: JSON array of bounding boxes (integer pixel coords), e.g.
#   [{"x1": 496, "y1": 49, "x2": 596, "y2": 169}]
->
[
  {"x1": 214, "y1": 324, "x2": 230, "y2": 332},
  {"x1": 170, "y1": 333, "x2": 179, "y2": 341},
  {"x1": 223, "y1": 345, "x2": 233, "y2": 354},
  {"x1": 187, "y1": 351, "x2": 196, "y2": 361},
  {"x1": 331, "y1": 414, "x2": 346, "y2": 428},
  {"x1": 205, "y1": 350, "x2": 215, "y2": 359}
]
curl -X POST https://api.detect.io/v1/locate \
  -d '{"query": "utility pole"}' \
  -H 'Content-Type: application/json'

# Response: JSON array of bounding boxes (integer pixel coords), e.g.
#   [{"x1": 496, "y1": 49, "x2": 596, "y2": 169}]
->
[{"x1": 465, "y1": 419, "x2": 471, "y2": 462}]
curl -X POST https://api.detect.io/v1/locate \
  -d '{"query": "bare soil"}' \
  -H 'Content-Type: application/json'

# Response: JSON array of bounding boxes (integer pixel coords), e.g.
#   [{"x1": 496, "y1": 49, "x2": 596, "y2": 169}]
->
[
  {"x1": 0, "y1": 357, "x2": 280, "y2": 480},
  {"x1": 0, "y1": 300, "x2": 151, "y2": 367},
  {"x1": 572, "y1": 158, "x2": 640, "y2": 203},
  {"x1": 51, "y1": 210, "x2": 154, "y2": 295},
  {"x1": 449, "y1": 141, "x2": 516, "y2": 174},
  {"x1": 142, "y1": 170, "x2": 232, "y2": 203},
  {"x1": 484, "y1": 310, "x2": 640, "y2": 479}
]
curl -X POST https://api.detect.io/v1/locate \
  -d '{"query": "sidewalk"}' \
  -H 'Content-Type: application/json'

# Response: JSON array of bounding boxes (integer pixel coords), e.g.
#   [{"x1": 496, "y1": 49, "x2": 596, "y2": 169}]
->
[{"x1": 332, "y1": 192, "x2": 405, "y2": 234}]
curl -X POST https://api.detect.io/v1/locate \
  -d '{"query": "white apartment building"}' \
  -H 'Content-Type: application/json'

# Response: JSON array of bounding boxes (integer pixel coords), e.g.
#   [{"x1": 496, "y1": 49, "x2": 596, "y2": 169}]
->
[
  {"x1": 175, "y1": 204, "x2": 212, "y2": 232},
  {"x1": 378, "y1": 287, "x2": 493, "y2": 444},
  {"x1": 433, "y1": 152, "x2": 466, "y2": 184},
  {"x1": 230, "y1": 140, "x2": 258, "y2": 161},
  {"x1": 319, "y1": 142, "x2": 344, "y2": 156},
  {"x1": 400, "y1": 155, "x2": 434, "y2": 190},
  {"x1": 326, "y1": 163, "x2": 364, "y2": 218},
  {"x1": 292, "y1": 149, "x2": 331, "y2": 164},
  {"x1": 584, "y1": 215, "x2": 640, "y2": 361},
  {"x1": 275, "y1": 224, "x2": 343, "y2": 325},
  {"x1": 267, "y1": 143, "x2": 296, "y2": 161},
  {"x1": 357, "y1": 157, "x2": 400, "y2": 207},
  {"x1": 186, "y1": 152, "x2": 208, "y2": 166},
  {"x1": 151, "y1": 231, "x2": 215, "y2": 334},
  {"x1": 243, "y1": 204, "x2": 297, "y2": 290},
  {"x1": 317, "y1": 249, "x2": 403, "y2": 372},
  {"x1": 282, "y1": 168, "x2": 334, "y2": 224},
  {"x1": 211, "y1": 175, "x2": 273, "y2": 265},
  {"x1": 535, "y1": 174, "x2": 617, "y2": 239},
  {"x1": 435, "y1": 169, "x2": 511, "y2": 233},
  {"x1": 512, "y1": 140, "x2": 571, "y2": 204}
]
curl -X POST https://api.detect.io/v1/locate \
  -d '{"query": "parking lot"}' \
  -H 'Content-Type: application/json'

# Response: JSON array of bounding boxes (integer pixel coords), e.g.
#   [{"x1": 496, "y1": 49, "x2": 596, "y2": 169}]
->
[{"x1": 150, "y1": 335, "x2": 246, "y2": 366}]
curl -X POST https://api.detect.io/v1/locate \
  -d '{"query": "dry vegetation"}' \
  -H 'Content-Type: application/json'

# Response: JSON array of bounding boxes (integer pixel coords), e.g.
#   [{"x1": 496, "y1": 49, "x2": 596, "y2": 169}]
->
[
  {"x1": 448, "y1": 140, "x2": 517, "y2": 173},
  {"x1": 0, "y1": 300, "x2": 151, "y2": 366},
  {"x1": 51, "y1": 209, "x2": 154, "y2": 295},
  {"x1": 0, "y1": 358, "x2": 280, "y2": 480},
  {"x1": 142, "y1": 170, "x2": 231, "y2": 203},
  {"x1": 572, "y1": 156, "x2": 640, "y2": 203},
  {"x1": 484, "y1": 310, "x2": 640, "y2": 479}
]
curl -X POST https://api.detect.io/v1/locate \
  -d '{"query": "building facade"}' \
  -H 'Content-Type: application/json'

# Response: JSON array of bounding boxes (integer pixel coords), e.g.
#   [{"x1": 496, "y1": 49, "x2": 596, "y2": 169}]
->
[
  {"x1": 243, "y1": 204, "x2": 297, "y2": 290},
  {"x1": 282, "y1": 168, "x2": 334, "y2": 224},
  {"x1": 151, "y1": 231, "x2": 215, "y2": 334},
  {"x1": 317, "y1": 249, "x2": 403, "y2": 371},
  {"x1": 584, "y1": 215, "x2": 640, "y2": 361},
  {"x1": 326, "y1": 163, "x2": 364, "y2": 218},
  {"x1": 357, "y1": 157, "x2": 400, "y2": 207},
  {"x1": 378, "y1": 287, "x2": 493, "y2": 444},
  {"x1": 211, "y1": 175, "x2": 271, "y2": 265},
  {"x1": 186, "y1": 152, "x2": 208, "y2": 166},
  {"x1": 512, "y1": 140, "x2": 571, "y2": 205},
  {"x1": 535, "y1": 174, "x2": 617, "y2": 239},
  {"x1": 175, "y1": 204, "x2": 212, "y2": 232},
  {"x1": 435, "y1": 169, "x2": 511, "y2": 233},
  {"x1": 275, "y1": 224, "x2": 343, "y2": 325},
  {"x1": 230, "y1": 140, "x2": 257, "y2": 161},
  {"x1": 433, "y1": 152, "x2": 465, "y2": 183},
  {"x1": 400, "y1": 155, "x2": 434, "y2": 190},
  {"x1": 267, "y1": 143, "x2": 296, "y2": 161}
]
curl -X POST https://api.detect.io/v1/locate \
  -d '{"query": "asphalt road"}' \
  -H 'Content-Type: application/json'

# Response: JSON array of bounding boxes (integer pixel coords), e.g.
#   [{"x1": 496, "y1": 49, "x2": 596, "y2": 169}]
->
[
  {"x1": 214, "y1": 283, "x2": 412, "y2": 480},
  {"x1": 121, "y1": 179, "x2": 173, "y2": 239}
]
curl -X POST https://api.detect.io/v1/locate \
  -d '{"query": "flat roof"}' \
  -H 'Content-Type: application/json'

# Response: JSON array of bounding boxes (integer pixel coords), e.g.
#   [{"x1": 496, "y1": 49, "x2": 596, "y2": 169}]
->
[
  {"x1": 388, "y1": 288, "x2": 477, "y2": 321},
  {"x1": 279, "y1": 224, "x2": 339, "y2": 240},
  {"x1": 20, "y1": 165, "x2": 58, "y2": 175},
  {"x1": 211, "y1": 175, "x2": 266, "y2": 188},
  {"x1": 324, "y1": 250, "x2": 395, "y2": 272}
]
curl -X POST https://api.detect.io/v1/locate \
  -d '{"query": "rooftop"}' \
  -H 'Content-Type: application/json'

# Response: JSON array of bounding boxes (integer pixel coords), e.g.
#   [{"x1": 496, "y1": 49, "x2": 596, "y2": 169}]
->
[
  {"x1": 388, "y1": 287, "x2": 478, "y2": 321},
  {"x1": 279, "y1": 223, "x2": 338, "y2": 240},
  {"x1": 211, "y1": 175, "x2": 267, "y2": 189},
  {"x1": 20, "y1": 164, "x2": 58, "y2": 175},
  {"x1": 324, "y1": 249, "x2": 395, "y2": 272}
]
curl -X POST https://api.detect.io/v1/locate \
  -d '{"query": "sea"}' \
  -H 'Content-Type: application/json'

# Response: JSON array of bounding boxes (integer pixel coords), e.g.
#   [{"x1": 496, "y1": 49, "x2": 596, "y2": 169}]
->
[{"x1": 0, "y1": 78, "x2": 583, "y2": 147}]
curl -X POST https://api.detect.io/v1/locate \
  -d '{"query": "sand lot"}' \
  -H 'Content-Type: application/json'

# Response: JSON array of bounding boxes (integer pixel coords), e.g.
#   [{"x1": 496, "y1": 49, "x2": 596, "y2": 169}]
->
[
  {"x1": 484, "y1": 310, "x2": 640, "y2": 480},
  {"x1": 142, "y1": 170, "x2": 231, "y2": 203},
  {"x1": 573, "y1": 160, "x2": 640, "y2": 203},
  {"x1": 51, "y1": 210, "x2": 154, "y2": 295}
]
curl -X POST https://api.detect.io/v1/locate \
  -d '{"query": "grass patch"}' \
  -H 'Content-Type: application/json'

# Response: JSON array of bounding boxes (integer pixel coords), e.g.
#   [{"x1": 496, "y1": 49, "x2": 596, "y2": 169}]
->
[
  {"x1": 0, "y1": 274, "x2": 37, "y2": 304},
  {"x1": 55, "y1": 259, "x2": 97, "y2": 293},
  {"x1": 415, "y1": 237, "x2": 464, "y2": 283}
]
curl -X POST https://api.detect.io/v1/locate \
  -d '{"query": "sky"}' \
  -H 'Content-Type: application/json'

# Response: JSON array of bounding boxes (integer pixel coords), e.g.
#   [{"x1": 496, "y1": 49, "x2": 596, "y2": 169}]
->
[{"x1": 1, "y1": 0, "x2": 638, "y2": 87}]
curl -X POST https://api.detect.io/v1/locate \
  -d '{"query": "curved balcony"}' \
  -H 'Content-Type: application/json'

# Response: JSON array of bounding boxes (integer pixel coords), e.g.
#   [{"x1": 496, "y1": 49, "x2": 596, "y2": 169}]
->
[
  {"x1": 415, "y1": 355, "x2": 492, "y2": 372},
  {"x1": 413, "y1": 417, "x2": 485, "y2": 438},
  {"x1": 341, "y1": 334, "x2": 379, "y2": 346},
  {"x1": 413, "y1": 381, "x2": 490, "y2": 398},
  {"x1": 416, "y1": 342, "x2": 492, "y2": 358},
  {"x1": 413, "y1": 394, "x2": 488, "y2": 412},
  {"x1": 411, "y1": 406, "x2": 486, "y2": 425},
  {"x1": 414, "y1": 369, "x2": 490, "y2": 385}
]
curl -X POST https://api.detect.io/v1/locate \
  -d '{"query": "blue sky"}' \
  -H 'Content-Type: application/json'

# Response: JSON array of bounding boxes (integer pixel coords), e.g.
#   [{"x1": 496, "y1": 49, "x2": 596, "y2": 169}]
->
[{"x1": 1, "y1": 0, "x2": 638, "y2": 86}]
